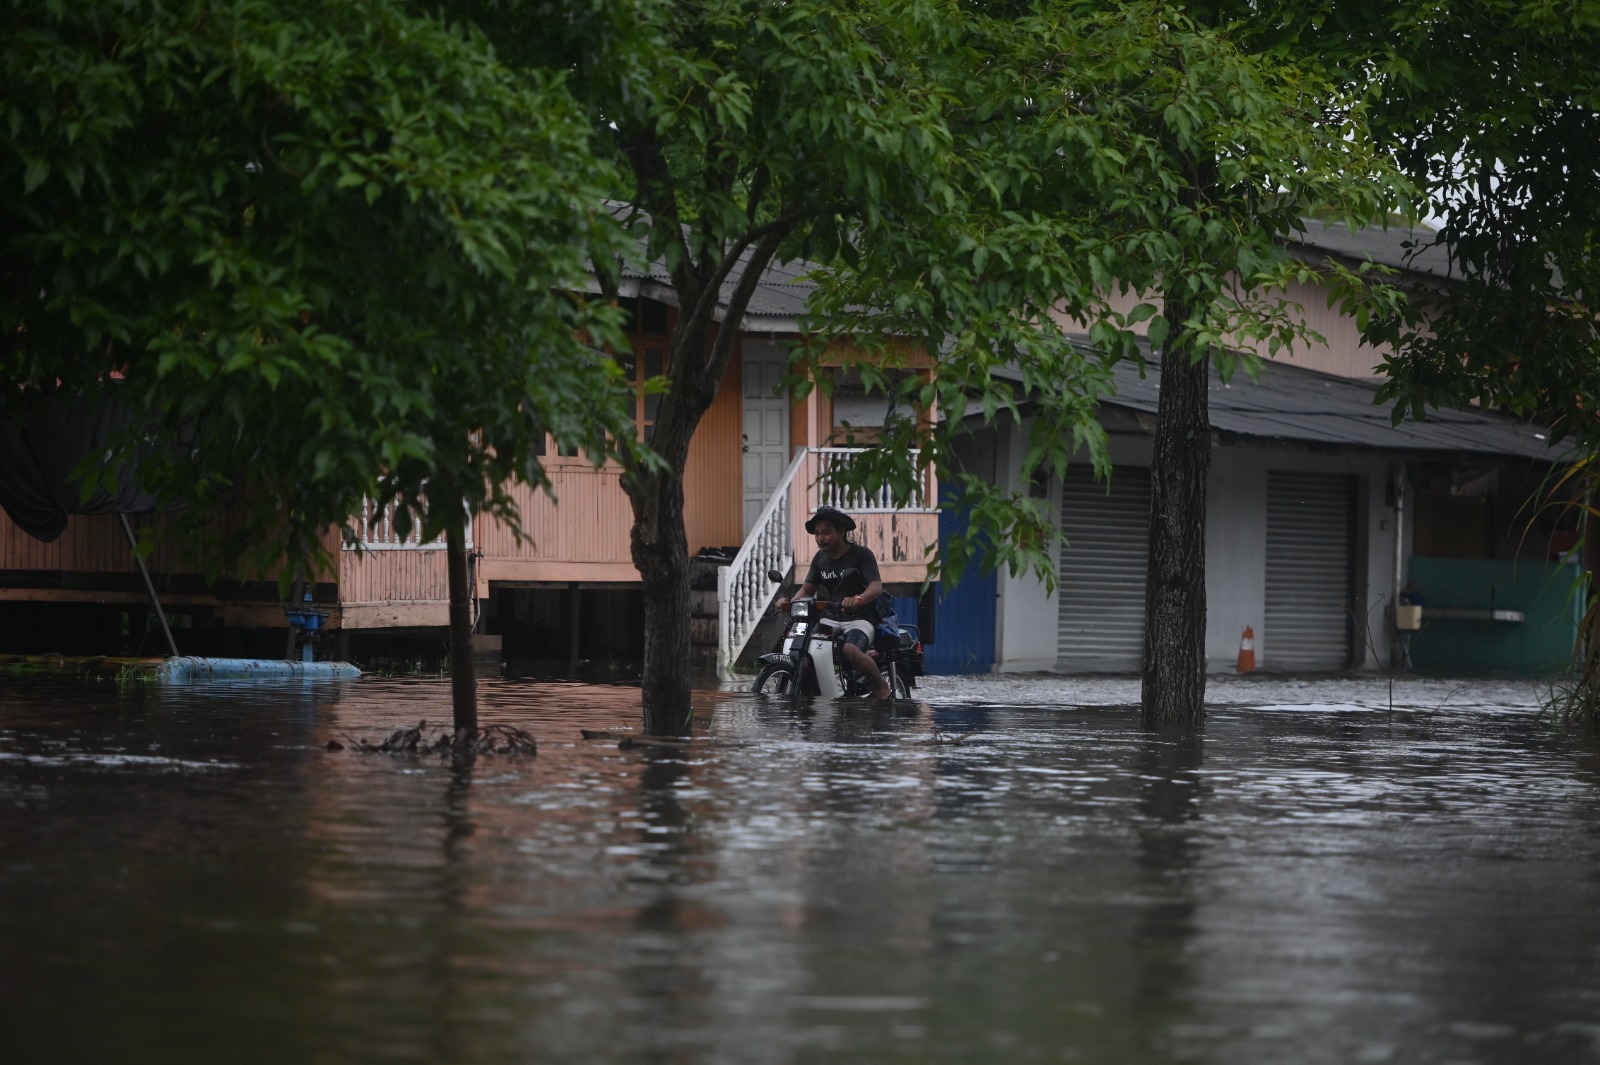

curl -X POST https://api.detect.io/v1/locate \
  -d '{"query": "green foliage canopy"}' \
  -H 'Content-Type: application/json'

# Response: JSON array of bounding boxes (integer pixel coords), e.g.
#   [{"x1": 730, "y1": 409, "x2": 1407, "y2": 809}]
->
[
  {"x1": 806, "y1": 0, "x2": 1411, "y2": 587},
  {"x1": 1, "y1": 0, "x2": 635, "y2": 571},
  {"x1": 1333, "y1": 0, "x2": 1600, "y2": 448},
  {"x1": 443, "y1": 1, "x2": 1406, "y2": 607}
]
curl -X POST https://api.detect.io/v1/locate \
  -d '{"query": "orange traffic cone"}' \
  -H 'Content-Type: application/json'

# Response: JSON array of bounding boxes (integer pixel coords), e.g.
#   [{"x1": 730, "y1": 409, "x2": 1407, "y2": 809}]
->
[{"x1": 1236, "y1": 626, "x2": 1256, "y2": 673}]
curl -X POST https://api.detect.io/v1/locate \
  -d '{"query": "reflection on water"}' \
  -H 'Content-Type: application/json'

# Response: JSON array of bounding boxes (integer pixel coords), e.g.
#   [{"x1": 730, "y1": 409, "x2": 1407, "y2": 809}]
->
[{"x1": 1, "y1": 674, "x2": 1599, "y2": 1064}]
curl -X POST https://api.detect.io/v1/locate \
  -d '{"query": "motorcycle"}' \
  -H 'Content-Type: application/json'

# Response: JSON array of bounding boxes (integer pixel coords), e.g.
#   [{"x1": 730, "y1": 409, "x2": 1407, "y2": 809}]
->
[{"x1": 750, "y1": 568, "x2": 922, "y2": 702}]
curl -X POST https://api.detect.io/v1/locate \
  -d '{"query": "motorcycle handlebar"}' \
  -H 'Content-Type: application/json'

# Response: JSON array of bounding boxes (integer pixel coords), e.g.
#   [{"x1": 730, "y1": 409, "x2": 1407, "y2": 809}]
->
[{"x1": 775, "y1": 597, "x2": 831, "y2": 611}]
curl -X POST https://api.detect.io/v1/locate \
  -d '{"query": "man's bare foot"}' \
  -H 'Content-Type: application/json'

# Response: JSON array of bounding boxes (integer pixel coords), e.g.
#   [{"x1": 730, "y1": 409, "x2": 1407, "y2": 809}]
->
[{"x1": 872, "y1": 682, "x2": 891, "y2": 700}]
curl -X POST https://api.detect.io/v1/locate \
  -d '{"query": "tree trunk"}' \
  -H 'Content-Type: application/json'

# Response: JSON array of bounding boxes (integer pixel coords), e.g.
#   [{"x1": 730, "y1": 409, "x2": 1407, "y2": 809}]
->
[
  {"x1": 612, "y1": 213, "x2": 789, "y2": 735},
  {"x1": 1141, "y1": 290, "x2": 1211, "y2": 730},
  {"x1": 629, "y1": 464, "x2": 694, "y2": 735},
  {"x1": 446, "y1": 521, "x2": 478, "y2": 736}
]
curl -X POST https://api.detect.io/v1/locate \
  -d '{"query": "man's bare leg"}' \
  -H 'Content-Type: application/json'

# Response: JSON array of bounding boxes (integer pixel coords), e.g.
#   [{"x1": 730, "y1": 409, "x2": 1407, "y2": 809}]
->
[{"x1": 842, "y1": 643, "x2": 891, "y2": 699}]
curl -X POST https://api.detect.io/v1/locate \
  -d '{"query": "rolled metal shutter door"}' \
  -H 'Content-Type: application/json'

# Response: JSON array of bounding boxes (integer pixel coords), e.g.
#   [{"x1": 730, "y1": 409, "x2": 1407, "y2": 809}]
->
[
  {"x1": 1058, "y1": 466, "x2": 1151, "y2": 671},
  {"x1": 1265, "y1": 471, "x2": 1355, "y2": 670}
]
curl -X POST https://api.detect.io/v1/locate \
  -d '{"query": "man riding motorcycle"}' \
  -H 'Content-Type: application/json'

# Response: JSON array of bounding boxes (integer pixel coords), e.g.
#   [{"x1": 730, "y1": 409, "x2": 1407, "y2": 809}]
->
[{"x1": 776, "y1": 505, "x2": 891, "y2": 699}]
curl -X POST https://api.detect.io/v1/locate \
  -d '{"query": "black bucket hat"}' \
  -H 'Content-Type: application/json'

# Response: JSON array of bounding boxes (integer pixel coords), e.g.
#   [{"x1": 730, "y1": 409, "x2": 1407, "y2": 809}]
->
[{"x1": 805, "y1": 505, "x2": 856, "y2": 534}]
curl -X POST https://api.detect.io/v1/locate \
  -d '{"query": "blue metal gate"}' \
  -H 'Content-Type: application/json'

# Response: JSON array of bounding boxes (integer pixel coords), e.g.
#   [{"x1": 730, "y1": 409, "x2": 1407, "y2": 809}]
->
[{"x1": 923, "y1": 494, "x2": 996, "y2": 674}]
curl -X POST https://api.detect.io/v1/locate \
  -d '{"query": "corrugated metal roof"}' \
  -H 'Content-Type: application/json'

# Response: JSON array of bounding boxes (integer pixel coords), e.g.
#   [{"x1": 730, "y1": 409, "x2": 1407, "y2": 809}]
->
[
  {"x1": 591, "y1": 204, "x2": 818, "y2": 330},
  {"x1": 612, "y1": 249, "x2": 817, "y2": 328},
  {"x1": 1289, "y1": 218, "x2": 1456, "y2": 281},
  {"x1": 993, "y1": 336, "x2": 1559, "y2": 462},
  {"x1": 1100, "y1": 347, "x2": 1559, "y2": 461}
]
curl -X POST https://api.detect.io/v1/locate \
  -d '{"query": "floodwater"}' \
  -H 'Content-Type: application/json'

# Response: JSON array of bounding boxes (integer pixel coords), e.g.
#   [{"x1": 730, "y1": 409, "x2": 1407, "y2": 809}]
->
[{"x1": 2, "y1": 671, "x2": 1599, "y2": 1065}]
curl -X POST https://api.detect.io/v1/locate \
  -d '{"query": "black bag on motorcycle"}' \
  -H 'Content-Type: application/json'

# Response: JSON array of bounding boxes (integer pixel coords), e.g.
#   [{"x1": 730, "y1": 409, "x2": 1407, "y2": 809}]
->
[
  {"x1": 898, "y1": 629, "x2": 924, "y2": 677},
  {"x1": 871, "y1": 596, "x2": 901, "y2": 654}
]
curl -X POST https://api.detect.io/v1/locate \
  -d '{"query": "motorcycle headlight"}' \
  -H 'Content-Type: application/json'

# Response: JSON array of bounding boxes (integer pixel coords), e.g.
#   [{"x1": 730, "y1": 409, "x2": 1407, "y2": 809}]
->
[{"x1": 790, "y1": 600, "x2": 812, "y2": 619}]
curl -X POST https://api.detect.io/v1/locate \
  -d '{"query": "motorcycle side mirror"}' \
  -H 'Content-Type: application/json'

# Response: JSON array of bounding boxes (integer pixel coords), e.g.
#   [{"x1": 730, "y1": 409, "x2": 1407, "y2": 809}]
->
[{"x1": 767, "y1": 568, "x2": 784, "y2": 583}]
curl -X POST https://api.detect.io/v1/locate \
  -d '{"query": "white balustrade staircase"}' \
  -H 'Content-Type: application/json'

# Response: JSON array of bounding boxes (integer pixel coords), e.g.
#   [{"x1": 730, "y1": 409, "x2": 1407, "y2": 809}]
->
[
  {"x1": 715, "y1": 446, "x2": 934, "y2": 673},
  {"x1": 716, "y1": 448, "x2": 810, "y2": 673}
]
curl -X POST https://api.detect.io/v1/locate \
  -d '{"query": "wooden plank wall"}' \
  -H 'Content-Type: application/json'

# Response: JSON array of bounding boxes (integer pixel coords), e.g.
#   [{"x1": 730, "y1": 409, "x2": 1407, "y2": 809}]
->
[
  {"x1": 473, "y1": 465, "x2": 636, "y2": 577},
  {"x1": 2, "y1": 513, "x2": 129, "y2": 575},
  {"x1": 0, "y1": 509, "x2": 330, "y2": 629},
  {"x1": 0, "y1": 510, "x2": 293, "y2": 581},
  {"x1": 471, "y1": 349, "x2": 746, "y2": 579},
  {"x1": 4, "y1": 328, "x2": 935, "y2": 622},
  {"x1": 337, "y1": 547, "x2": 450, "y2": 605},
  {"x1": 858, "y1": 512, "x2": 939, "y2": 584},
  {"x1": 684, "y1": 344, "x2": 743, "y2": 554},
  {"x1": 788, "y1": 510, "x2": 939, "y2": 586}
]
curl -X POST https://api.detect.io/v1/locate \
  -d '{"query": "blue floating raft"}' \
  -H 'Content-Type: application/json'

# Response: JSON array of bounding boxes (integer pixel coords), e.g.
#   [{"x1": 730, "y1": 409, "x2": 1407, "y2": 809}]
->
[{"x1": 153, "y1": 657, "x2": 362, "y2": 682}]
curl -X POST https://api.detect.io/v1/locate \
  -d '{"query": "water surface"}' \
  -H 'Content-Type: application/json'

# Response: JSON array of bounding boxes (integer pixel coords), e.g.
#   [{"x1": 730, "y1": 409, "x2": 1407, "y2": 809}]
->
[{"x1": 1, "y1": 673, "x2": 1596, "y2": 1064}]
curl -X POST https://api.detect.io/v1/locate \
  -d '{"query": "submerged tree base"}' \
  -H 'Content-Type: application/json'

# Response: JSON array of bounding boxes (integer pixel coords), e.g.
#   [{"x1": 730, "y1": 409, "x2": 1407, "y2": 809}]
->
[{"x1": 331, "y1": 721, "x2": 537, "y2": 757}]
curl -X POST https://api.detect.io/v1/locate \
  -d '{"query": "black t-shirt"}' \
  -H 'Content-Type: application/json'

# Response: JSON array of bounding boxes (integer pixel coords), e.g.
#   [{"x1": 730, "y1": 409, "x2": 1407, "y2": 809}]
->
[{"x1": 805, "y1": 542, "x2": 881, "y2": 611}]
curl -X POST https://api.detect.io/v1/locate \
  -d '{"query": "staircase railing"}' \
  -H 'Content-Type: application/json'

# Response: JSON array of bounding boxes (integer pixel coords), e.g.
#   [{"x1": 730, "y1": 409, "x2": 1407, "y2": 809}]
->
[
  {"x1": 718, "y1": 446, "x2": 938, "y2": 671},
  {"x1": 718, "y1": 447, "x2": 809, "y2": 671}
]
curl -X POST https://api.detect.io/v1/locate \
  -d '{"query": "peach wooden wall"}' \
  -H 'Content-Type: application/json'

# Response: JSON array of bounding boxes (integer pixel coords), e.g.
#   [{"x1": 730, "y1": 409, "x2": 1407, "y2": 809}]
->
[
  {"x1": 2, "y1": 331, "x2": 931, "y2": 628},
  {"x1": 1, "y1": 512, "x2": 110, "y2": 575},
  {"x1": 337, "y1": 548, "x2": 449, "y2": 606},
  {"x1": 793, "y1": 382, "x2": 832, "y2": 453},
  {"x1": 472, "y1": 464, "x2": 638, "y2": 585},
  {"x1": 336, "y1": 487, "x2": 484, "y2": 625},
  {"x1": 859, "y1": 512, "x2": 938, "y2": 585},
  {"x1": 470, "y1": 326, "x2": 747, "y2": 578},
  {"x1": 0, "y1": 508, "x2": 340, "y2": 586},
  {"x1": 0, "y1": 511, "x2": 222, "y2": 577},
  {"x1": 683, "y1": 338, "x2": 744, "y2": 554},
  {"x1": 0, "y1": 509, "x2": 327, "y2": 628},
  {"x1": 787, "y1": 510, "x2": 939, "y2": 587}
]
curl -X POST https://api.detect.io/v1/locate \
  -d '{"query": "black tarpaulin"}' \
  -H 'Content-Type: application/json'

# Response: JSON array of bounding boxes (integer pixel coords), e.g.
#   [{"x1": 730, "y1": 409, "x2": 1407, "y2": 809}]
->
[{"x1": 0, "y1": 394, "x2": 168, "y2": 542}]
